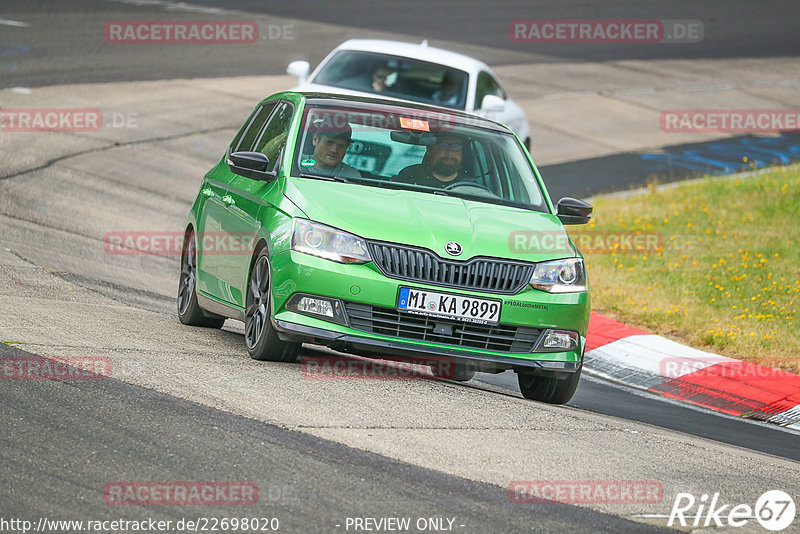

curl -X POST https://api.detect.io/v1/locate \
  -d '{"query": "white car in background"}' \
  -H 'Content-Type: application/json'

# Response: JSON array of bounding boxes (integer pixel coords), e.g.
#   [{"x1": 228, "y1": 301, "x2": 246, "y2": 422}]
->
[{"x1": 287, "y1": 39, "x2": 533, "y2": 150}]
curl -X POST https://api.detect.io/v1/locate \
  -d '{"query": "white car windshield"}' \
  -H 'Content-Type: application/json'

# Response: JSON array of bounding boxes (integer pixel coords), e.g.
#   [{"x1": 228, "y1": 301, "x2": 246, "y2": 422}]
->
[
  {"x1": 311, "y1": 51, "x2": 469, "y2": 110},
  {"x1": 293, "y1": 103, "x2": 547, "y2": 213}
]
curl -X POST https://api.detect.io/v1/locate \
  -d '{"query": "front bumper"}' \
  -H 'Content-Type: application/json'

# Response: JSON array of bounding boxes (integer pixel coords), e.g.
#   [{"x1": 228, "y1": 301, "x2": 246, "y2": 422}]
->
[
  {"x1": 270, "y1": 250, "x2": 589, "y2": 371},
  {"x1": 273, "y1": 318, "x2": 581, "y2": 372}
]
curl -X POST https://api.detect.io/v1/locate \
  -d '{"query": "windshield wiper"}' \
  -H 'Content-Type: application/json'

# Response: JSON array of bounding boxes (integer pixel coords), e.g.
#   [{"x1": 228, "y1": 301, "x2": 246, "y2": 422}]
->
[{"x1": 298, "y1": 172, "x2": 349, "y2": 183}]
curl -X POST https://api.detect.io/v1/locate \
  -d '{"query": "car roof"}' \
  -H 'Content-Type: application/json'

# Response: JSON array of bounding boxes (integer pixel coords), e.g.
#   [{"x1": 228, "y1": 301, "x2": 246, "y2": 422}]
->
[
  {"x1": 333, "y1": 39, "x2": 489, "y2": 73},
  {"x1": 291, "y1": 91, "x2": 511, "y2": 134}
]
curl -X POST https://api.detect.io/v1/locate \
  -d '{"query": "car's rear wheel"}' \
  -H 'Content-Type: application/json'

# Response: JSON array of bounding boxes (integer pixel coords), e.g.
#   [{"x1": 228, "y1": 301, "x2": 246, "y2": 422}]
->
[
  {"x1": 517, "y1": 367, "x2": 582, "y2": 404},
  {"x1": 177, "y1": 229, "x2": 226, "y2": 328},
  {"x1": 430, "y1": 359, "x2": 476, "y2": 382},
  {"x1": 245, "y1": 249, "x2": 299, "y2": 362}
]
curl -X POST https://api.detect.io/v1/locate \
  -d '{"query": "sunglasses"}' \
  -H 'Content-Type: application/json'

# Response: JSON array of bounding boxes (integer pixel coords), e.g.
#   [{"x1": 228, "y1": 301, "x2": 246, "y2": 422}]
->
[{"x1": 435, "y1": 142, "x2": 462, "y2": 151}]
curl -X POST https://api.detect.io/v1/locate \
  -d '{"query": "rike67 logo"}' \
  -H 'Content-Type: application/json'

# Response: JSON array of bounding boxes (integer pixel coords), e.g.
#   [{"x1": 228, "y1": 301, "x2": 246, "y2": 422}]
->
[{"x1": 669, "y1": 490, "x2": 796, "y2": 531}]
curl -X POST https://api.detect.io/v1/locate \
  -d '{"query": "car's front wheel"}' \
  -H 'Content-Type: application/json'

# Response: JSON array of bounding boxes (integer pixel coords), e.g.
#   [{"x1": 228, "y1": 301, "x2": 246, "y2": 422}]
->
[
  {"x1": 245, "y1": 249, "x2": 299, "y2": 362},
  {"x1": 177, "y1": 229, "x2": 226, "y2": 328},
  {"x1": 517, "y1": 367, "x2": 581, "y2": 404}
]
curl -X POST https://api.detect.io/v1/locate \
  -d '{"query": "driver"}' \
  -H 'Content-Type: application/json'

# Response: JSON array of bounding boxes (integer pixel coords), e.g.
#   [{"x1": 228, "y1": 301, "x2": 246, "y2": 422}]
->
[
  {"x1": 304, "y1": 119, "x2": 362, "y2": 179},
  {"x1": 394, "y1": 133, "x2": 472, "y2": 189}
]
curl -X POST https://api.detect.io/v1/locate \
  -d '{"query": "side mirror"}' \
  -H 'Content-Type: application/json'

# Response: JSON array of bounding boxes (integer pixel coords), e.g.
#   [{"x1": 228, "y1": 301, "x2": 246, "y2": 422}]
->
[
  {"x1": 556, "y1": 197, "x2": 593, "y2": 225},
  {"x1": 481, "y1": 94, "x2": 506, "y2": 113},
  {"x1": 287, "y1": 60, "x2": 311, "y2": 84},
  {"x1": 227, "y1": 151, "x2": 276, "y2": 182}
]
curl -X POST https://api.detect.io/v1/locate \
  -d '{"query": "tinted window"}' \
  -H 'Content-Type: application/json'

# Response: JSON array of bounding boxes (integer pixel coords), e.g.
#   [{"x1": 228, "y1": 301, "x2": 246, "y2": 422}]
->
[
  {"x1": 292, "y1": 105, "x2": 546, "y2": 212},
  {"x1": 312, "y1": 51, "x2": 469, "y2": 110}
]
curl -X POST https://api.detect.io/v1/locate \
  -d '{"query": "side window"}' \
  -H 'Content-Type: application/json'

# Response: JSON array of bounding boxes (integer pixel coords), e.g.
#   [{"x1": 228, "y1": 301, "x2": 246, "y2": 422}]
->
[
  {"x1": 232, "y1": 102, "x2": 278, "y2": 152},
  {"x1": 253, "y1": 102, "x2": 293, "y2": 172},
  {"x1": 474, "y1": 72, "x2": 506, "y2": 110}
]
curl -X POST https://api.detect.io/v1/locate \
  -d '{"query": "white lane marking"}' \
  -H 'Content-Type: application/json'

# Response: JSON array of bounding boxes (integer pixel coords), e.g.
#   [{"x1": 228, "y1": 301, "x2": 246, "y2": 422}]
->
[
  {"x1": 11, "y1": 87, "x2": 31, "y2": 94},
  {"x1": 768, "y1": 403, "x2": 800, "y2": 427},
  {"x1": 0, "y1": 18, "x2": 29, "y2": 27},
  {"x1": 584, "y1": 334, "x2": 737, "y2": 379}
]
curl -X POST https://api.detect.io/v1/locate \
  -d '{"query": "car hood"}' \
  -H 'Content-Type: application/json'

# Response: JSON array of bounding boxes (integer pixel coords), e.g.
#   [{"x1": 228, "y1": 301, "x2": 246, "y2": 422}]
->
[{"x1": 284, "y1": 178, "x2": 575, "y2": 262}]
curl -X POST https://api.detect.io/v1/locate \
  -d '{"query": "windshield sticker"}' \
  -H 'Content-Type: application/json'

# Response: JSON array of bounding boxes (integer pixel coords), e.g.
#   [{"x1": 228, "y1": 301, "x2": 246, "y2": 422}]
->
[
  {"x1": 300, "y1": 158, "x2": 316, "y2": 167},
  {"x1": 400, "y1": 117, "x2": 430, "y2": 132}
]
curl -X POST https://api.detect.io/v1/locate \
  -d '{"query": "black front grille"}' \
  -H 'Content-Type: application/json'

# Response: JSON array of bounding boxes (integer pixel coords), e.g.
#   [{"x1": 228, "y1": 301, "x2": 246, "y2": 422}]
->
[
  {"x1": 345, "y1": 302, "x2": 541, "y2": 353},
  {"x1": 368, "y1": 241, "x2": 533, "y2": 294}
]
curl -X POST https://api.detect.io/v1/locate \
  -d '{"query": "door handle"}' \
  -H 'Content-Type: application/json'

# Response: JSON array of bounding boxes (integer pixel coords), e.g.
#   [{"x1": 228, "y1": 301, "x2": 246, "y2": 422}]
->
[
  {"x1": 201, "y1": 188, "x2": 214, "y2": 198},
  {"x1": 221, "y1": 195, "x2": 235, "y2": 206}
]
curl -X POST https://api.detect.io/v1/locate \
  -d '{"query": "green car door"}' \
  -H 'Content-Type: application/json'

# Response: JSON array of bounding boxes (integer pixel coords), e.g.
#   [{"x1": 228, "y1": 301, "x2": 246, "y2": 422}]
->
[{"x1": 215, "y1": 100, "x2": 295, "y2": 308}]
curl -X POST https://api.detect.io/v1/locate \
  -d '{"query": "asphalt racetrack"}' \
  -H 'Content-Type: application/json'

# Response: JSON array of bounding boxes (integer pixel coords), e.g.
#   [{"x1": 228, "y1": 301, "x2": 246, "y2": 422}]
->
[{"x1": 1, "y1": 2, "x2": 799, "y2": 533}]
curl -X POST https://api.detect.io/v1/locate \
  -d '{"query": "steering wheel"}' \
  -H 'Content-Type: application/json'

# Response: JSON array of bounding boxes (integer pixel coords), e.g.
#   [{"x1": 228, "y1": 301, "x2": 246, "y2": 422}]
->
[{"x1": 442, "y1": 181, "x2": 497, "y2": 195}]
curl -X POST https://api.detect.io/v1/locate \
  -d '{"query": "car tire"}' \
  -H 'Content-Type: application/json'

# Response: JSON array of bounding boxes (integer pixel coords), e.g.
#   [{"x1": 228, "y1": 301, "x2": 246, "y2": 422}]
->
[
  {"x1": 430, "y1": 359, "x2": 476, "y2": 382},
  {"x1": 245, "y1": 248, "x2": 299, "y2": 362},
  {"x1": 517, "y1": 366, "x2": 582, "y2": 404},
  {"x1": 177, "y1": 229, "x2": 226, "y2": 328}
]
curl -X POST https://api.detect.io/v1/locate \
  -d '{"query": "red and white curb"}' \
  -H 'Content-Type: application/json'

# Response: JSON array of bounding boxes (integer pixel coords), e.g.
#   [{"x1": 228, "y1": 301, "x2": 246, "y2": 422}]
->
[{"x1": 582, "y1": 312, "x2": 800, "y2": 430}]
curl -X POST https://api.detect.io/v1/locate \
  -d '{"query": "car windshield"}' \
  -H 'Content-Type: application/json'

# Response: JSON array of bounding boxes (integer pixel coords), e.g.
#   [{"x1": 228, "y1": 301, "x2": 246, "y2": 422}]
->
[
  {"x1": 292, "y1": 103, "x2": 547, "y2": 212},
  {"x1": 311, "y1": 50, "x2": 469, "y2": 110}
]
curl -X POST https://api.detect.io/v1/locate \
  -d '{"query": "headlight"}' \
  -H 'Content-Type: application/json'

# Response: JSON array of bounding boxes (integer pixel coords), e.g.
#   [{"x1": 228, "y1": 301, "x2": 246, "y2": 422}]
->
[
  {"x1": 529, "y1": 258, "x2": 586, "y2": 293},
  {"x1": 291, "y1": 219, "x2": 371, "y2": 264}
]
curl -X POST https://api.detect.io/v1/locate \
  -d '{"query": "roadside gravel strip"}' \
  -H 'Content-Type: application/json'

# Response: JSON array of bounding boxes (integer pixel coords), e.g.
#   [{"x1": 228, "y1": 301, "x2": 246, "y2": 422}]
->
[{"x1": 584, "y1": 312, "x2": 800, "y2": 430}]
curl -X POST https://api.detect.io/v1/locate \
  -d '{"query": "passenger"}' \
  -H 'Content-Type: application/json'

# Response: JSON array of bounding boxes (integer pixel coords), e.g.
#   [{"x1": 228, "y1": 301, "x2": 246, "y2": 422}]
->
[
  {"x1": 431, "y1": 72, "x2": 462, "y2": 107},
  {"x1": 305, "y1": 120, "x2": 362, "y2": 179},
  {"x1": 395, "y1": 133, "x2": 472, "y2": 188},
  {"x1": 371, "y1": 65, "x2": 394, "y2": 92}
]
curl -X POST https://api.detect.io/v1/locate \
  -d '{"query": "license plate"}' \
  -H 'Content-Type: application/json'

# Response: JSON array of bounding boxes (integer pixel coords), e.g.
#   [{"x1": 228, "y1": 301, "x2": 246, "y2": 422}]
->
[{"x1": 397, "y1": 287, "x2": 501, "y2": 325}]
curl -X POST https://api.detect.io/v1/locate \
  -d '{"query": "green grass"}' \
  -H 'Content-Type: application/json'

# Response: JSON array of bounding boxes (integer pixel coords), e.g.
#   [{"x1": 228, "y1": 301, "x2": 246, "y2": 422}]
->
[{"x1": 572, "y1": 164, "x2": 800, "y2": 372}]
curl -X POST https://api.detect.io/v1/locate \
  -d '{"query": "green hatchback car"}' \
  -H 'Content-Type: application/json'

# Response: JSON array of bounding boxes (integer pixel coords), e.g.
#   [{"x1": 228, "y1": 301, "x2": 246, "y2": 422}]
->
[{"x1": 178, "y1": 91, "x2": 592, "y2": 404}]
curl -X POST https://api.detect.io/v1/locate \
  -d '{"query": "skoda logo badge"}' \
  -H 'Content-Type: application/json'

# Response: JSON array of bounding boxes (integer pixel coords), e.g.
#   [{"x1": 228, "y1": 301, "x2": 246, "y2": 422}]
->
[{"x1": 445, "y1": 241, "x2": 462, "y2": 256}]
